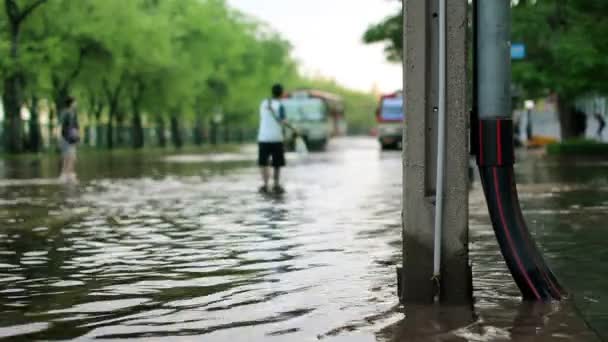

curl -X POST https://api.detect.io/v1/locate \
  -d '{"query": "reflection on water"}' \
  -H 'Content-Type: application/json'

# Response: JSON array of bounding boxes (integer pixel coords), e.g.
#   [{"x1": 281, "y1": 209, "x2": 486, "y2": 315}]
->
[{"x1": 0, "y1": 138, "x2": 605, "y2": 341}]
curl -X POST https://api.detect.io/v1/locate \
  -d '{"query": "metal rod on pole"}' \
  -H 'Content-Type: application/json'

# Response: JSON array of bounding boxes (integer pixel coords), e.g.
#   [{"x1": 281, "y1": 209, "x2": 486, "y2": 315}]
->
[
  {"x1": 433, "y1": 0, "x2": 447, "y2": 289},
  {"x1": 478, "y1": 0, "x2": 511, "y2": 120}
]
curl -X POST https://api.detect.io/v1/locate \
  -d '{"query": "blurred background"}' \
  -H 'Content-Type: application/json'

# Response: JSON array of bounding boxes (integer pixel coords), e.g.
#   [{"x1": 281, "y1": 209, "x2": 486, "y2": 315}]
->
[
  {"x1": 0, "y1": 1, "x2": 607, "y2": 341},
  {"x1": 0, "y1": 0, "x2": 403, "y2": 152}
]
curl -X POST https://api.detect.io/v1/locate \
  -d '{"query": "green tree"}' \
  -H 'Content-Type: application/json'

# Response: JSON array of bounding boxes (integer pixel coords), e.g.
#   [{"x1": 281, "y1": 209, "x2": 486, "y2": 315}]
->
[
  {"x1": 512, "y1": 0, "x2": 608, "y2": 138},
  {"x1": 1, "y1": 0, "x2": 49, "y2": 153},
  {"x1": 363, "y1": 6, "x2": 403, "y2": 63},
  {"x1": 17, "y1": 0, "x2": 107, "y2": 149},
  {"x1": 79, "y1": 0, "x2": 157, "y2": 149},
  {"x1": 3, "y1": 0, "x2": 370, "y2": 153}
]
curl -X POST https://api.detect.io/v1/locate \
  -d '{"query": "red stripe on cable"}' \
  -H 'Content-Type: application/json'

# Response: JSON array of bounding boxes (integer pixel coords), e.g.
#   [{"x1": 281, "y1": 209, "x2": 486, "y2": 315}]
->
[
  {"x1": 493, "y1": 167, "x2": 541, "y2": 300},
  {"x1": 497, "y1": 120, "x2": 503, "y2": 165},
  {"x1": 479, "y1": 121, "x2": 484, "y2": 165},
  {"x1": 508, "y1": 171, "x2": 561, "y2": 299}
]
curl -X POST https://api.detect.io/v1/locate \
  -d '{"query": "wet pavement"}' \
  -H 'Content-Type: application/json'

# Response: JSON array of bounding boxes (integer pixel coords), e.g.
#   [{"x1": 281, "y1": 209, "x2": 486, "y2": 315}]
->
[{"x1": 0, "y1": 137, "x2": 606, "y2": 341}]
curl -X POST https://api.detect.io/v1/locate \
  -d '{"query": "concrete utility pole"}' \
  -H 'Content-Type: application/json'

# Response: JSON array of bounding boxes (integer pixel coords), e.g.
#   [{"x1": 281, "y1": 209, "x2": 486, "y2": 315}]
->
[{"x1": 400, "y1": 0, "x2": 470, "y2": 304}]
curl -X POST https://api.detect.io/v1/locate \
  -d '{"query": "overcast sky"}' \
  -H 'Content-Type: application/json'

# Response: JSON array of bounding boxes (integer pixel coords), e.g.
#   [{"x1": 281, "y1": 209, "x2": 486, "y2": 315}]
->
[{"x1": 226, "y1": 0, "x2": 402, "y2": 93}]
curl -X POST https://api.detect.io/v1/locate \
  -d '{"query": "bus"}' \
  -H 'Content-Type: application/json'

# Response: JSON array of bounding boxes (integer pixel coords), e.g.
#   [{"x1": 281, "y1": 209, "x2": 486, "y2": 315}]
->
[
  {"x1": 282, "y1": 89, "x2": 345, "y2": 151},
  {"x1": 376, "y1": 91, "x2": 404, "y2": 150}
]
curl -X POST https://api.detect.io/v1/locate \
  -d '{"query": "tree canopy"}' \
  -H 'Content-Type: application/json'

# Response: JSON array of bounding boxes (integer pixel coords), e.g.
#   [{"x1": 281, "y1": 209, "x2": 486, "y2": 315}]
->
[
  {"x1": 511, "y1": 0, "x2": 608, "y2": 137},
  {"x1": 512, "y1": 1, "x2": 608, "y2": 99},
  {"x1": 1, "y1": 0, "x2": 377, "y2": 152},
  {"x1": 362, "y1": 7, "x2": 402, "y2": 63}
]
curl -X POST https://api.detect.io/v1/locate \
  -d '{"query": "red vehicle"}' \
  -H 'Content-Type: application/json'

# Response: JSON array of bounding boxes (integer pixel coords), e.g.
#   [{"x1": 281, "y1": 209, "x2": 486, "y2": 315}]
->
[{"x1": 376, "y1": 91, "x2": 404, "y2": 150}]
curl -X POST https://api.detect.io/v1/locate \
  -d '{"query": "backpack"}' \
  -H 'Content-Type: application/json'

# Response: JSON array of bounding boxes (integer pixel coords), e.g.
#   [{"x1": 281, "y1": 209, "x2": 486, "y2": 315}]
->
[{"x1": 61, "y1": 111, "x2": 80, "y2": 144}]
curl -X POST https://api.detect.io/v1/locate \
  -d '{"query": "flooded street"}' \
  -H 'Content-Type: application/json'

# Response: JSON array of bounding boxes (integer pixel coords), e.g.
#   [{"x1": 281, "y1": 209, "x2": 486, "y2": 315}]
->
[{"x1": 0, "y1": 137, "x2": 606, "y2": 341}]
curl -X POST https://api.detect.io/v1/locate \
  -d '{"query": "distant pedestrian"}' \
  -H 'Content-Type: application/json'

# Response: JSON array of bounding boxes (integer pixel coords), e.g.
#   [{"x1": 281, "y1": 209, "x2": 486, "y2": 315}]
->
[
  {"x1": 58, "y1": 97, "x2": 80, "y2": 183},
  {"x1": 594, "y1": 113, "x2": 606, "y2": 140},
  {"x1": 257, "y1": 84, "x2": 297, "y2": 194}
]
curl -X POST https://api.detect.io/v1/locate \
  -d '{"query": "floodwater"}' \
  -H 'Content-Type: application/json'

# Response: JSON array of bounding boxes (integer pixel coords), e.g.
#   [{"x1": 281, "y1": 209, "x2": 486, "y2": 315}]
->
[{"x1": 0, "y1": 137, "x2": 605, "y2": 341}]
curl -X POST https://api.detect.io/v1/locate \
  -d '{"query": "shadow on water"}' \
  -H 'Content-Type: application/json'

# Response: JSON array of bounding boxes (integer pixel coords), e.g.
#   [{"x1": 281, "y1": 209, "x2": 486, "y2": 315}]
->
[
  {"x1": 378, "y1": 301, "x2": 599, "y2": 342},
  {"x1": 0, "y1": 146, "x2": 252, "y2": 182},
  {"x1": 0, "y1": 138, "x2": 606, "y2": 341}
]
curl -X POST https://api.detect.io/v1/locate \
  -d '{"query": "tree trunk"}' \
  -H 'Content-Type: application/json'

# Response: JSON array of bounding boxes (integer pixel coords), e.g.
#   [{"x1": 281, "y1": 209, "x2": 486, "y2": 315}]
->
[
  {"x1": 116, "y1": 113, "x2": 125, "y2": 146},
  {"x1": 2, "y1": 17, "x2": 23, "y2": 153},
  {"x1": 193, "y1": 97, "x2": 205, "y2": 145},
  {"x1": 96, "y1": 124, "x2": 104, "y2": 147},
  {"x1": 2, "y1": 75, "x2": 24, "y2": 153},
  {"x1": 96, "y1": 107, "x2": 104, "y2": 148},
  {"x1": 28, "y1": 95, "x2": 42, "y2": 152},
  {"x1": 103, "y1": 77, "x2": 125, "y2": 150},
  {"x1": 557, "y1": 95, "x2": 580, "y2": 140},
  {"x1": 91, "y1": 95, "x2": 104, "y2": 147},
  {"x1": 210, "y1": 122, "x2": 218, "y2": 145},
  {"x1": 51, "y1": 87, "x2": 70, "y2": 150},
  {"x1": 170, "y1": 114, "x2": 182, "y2": 148},
  {"x1": 93, "y1": 109, "x2": 101, "y2": 148},
  {"x1": 194, "y1": 115, "x2": 204, "y2": 146},
  {"x1": 106, "y1": 114, "x2": 114, "y2": 149},
  {"x1": 128, "y1": 79, "x2": 146, "y2": 149},
  {"x1": 53, "y1": 81, "x2": 69, "y2": 116},
  {"x1": 131, "y1": 97, "x2": 144, "y2": 149},
  {"x1": 104, "y1": 90, "x2": 121, "y2": 150},
  {"x1": 156, "y1": 116, "x2": 166, "y2": 147},
  {"x1": 224, "y1": 125, "x2": 230, "y2": 143},
  {"x1": 48, "y1": 108, "x2": 55, "y2": 148},
  {"x1": 2, "y1": 0, "x2": 49, "y2": 153},
  {"x1": 132, "y1": 112, "x2": 144, "y2": 149}
]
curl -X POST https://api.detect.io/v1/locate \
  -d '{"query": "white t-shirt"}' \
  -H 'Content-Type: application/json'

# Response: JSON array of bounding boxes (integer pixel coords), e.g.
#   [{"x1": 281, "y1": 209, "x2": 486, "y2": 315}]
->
[{"x1": 258, "y1": 98, "x2": 285, "y2": 143}]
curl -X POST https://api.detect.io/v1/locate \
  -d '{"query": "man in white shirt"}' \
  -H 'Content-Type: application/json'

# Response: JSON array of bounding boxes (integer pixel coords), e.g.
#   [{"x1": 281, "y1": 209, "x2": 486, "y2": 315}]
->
[{"x1": 258, "y1": 84, "x2": 288, "y2": 193}]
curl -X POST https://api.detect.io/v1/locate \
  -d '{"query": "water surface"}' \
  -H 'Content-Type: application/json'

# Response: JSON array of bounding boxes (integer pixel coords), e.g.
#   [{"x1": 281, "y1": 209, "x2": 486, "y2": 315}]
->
[{"x1": 0, "y1": 138, "x2": 605, "y2": 341}]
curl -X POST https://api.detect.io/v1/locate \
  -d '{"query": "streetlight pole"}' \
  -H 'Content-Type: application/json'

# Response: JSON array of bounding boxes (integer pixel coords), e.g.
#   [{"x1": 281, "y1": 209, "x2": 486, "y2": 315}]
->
[{"x1": 525, "y1": 100, "x2": 535, "y2": 141}]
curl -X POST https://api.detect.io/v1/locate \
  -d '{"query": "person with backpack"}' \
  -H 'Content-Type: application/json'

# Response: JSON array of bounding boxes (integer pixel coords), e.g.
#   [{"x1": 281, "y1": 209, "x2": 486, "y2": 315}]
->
[
  {"x1": 59, "y1": 96, "x2": 80, "y2": 183},
  {"x1": 257, "y1": 84, "x2": 297, "y2": 194}
]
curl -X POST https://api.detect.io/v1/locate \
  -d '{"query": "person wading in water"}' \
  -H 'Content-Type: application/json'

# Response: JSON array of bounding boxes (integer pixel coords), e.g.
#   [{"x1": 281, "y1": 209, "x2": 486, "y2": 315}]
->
[
  {"x1": 59, "y1": 96, "x2": 80, "y2": 183},
  {"x1": 257, "y1": 84, "x2": 297, "y2": 194}
]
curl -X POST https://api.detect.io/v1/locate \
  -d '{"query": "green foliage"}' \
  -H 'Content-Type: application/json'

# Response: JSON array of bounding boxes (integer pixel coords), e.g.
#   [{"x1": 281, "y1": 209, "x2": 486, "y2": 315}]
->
[
  {"x1": 363, "y1": 9, "x2": 402, "y2": 63},
  {"x1": 0, "y1": 5, "x2": 8, "y2": 83},
  {"x1": 2, "y1": 0, "x2": 378, "y2": 151},
  {"x1": 547, "y1": 139, "x2": 608, "y2": 156},
  {"x1": 512, "y1": 1, "x2": 608, "y2": 100},
  {"x1": 2, "y1": 0, "x2": 303, "y2": 125},
  {"x1": 512, "y1": 1, "x2": 608, "y2": 138},
  {"x1": 363, "y1": 1, "x2": 608, "y2": 101}
]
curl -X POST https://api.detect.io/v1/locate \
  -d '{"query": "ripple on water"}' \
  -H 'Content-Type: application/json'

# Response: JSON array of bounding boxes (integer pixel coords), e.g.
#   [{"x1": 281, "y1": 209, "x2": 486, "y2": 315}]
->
[
  {"x1": 0, "y1": 139, "x2": 605, "y2": 340},
  {"x1": 0, "y1": 323, "x2": 50, "y2": 339}
]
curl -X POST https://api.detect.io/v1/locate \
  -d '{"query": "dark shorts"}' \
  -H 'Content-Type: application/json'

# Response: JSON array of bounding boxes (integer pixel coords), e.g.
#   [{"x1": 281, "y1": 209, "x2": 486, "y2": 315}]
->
[{"x1": 258, "y1": 142, "x2": 286, "y2": 167}]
